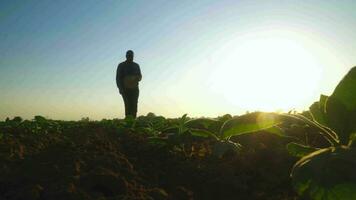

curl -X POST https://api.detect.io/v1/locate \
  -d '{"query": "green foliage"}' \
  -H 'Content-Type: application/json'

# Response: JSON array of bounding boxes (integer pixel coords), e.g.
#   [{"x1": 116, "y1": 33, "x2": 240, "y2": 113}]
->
[
  {"x1": 200, "y1": 67, "x2": 356, "y2": 200},
  {"x1": 12, "y1": 116, "x2": 23, "y2": 123},
  {"x1": 123, "y1": 116, "x2": 136, "y2": 128},
  {"x1": 157, "y1": 115, "x2": 241, "y2": 157},
  {"x1": 287, "y1": 67, "x2": 356, "y2": 200},
  {"x1": 280, "y1": 113, "x2": 339, "y2": 146},
  {"x1": 325, "y1": 96, "x2": 351, "y2": 144},
  {"x1": 291, "y1": 146, "x2": 356, "y2": 200},
  {"x1": 306, "y1": 67, "x2": 356, "y2": 145},
  {"x1": 309, "y1": 95, "x2": 328, "y2": 126},
  {"x1": 348, "y1": 132, "x2": 356, "y2": 147},
  {"x1": 286, "y1": 142, "x2": 319, "y2": 158},
  {"x1": 185, "y1": 117, "x2": 222, "y2": 138},
  {"x1": 185, "y1": 118, "x2": 222, "y2": 131},
  {"x1": 178, "y1": 114, "x2": 189, "y2": 135},
  {"x1": 217, "y1": 114, "x2": 233, "y2": 123},
  {"x1": 189, "y1": 128, "x2": 218, "y2": 139},
  {"x1": 212, "y1": 140, "x2": 241, "y2": 158},
  {"x1": 331, "y1": 66, "x2": 356, "y2": 111},
  {"x1": 147, "y1": 136, "x2": 168, "y2": 147},
  {"x1": 329, "y1": 67, "x2": 356, "y2": 144},
  {"x1": 34, "y1": 115, "x2": 47, "y2": 123},
  {"x1": 135, "y1": 113, "x2": 167, "y2": 136},
  {"x1": 220, "y1": 112, "x2": 282, "y2": 139}
]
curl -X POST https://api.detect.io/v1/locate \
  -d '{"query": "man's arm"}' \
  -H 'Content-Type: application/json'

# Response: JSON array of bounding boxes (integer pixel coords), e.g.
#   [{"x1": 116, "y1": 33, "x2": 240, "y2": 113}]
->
[
  {"x1": 136, "y1": 64, "x2": 142, "y2": 81},
  {"x1": 116, "y1": 64, "x2": 123, "y2": 93}
]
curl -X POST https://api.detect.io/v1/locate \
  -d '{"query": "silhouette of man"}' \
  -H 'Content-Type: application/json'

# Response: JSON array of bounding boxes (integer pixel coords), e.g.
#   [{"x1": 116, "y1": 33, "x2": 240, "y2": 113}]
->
[{"x1": 116, "y1": 50, "x2": 142, "y2": 118}]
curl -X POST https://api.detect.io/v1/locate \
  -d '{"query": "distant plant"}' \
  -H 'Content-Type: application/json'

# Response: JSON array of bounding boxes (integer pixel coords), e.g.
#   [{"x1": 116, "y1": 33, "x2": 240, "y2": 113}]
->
[
  {"x1": 12, "y1": 116, "x2": 23, "y2": 123},
  {"x1": 80, "y1": 117, "x2": 90, "y2": 122},
  {"x1": 148, "y1": 113, "x2": 243, "y2": 157},
  {"x1": 217, "y1": 114, "x2": 232, "y2": 123},
  {"x1": 146, "y1": 112, "x2": 156, "y2": 118},
  {"x1": 34, "y1": 115, "x2": 47, "y2": 123},
  {"x1": 135, "y1": 113, "x2": 167, "y2": 135}
]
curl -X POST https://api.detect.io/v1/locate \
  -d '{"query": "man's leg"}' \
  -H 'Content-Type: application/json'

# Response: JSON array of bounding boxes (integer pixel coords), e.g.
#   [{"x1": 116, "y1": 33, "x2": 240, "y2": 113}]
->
[
  {"x1": 121, "y1": 93, "x2": 129, "y2": 117},
  {"x1": 126, "y1": 89, "x2": 139, "y2": 118}
]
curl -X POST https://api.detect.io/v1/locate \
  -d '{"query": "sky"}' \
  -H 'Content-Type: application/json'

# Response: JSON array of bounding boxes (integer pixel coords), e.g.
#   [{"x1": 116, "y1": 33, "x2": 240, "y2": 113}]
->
[{"x1": 1, "y1": 0, "x2": 356, "y2": 120}]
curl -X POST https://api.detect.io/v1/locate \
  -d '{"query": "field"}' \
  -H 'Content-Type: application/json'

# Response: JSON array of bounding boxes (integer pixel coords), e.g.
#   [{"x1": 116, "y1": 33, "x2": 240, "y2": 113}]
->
[
  {"x1": 0, "y1": 115, "x2": 306, "y2": 200},
  {"x1": 0, "y1": 67, "x2": 355, "y2": 200}
]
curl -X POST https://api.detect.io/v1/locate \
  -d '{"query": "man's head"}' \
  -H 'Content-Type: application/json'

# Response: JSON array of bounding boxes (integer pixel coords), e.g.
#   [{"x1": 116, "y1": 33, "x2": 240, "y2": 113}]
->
[{"x1": 126, "y1": 50, "x2": 134, "y2": 62}]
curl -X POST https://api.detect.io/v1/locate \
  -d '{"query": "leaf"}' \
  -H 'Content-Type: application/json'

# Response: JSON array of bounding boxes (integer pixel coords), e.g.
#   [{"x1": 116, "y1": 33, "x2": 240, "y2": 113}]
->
[
  {"x1": 148, "y1": 137, "x2": 168, "y2": 146},
  {"x1": 185, "y1": 118, "x2": 223, "y2": 134},
  {"x1": 331, "y1": 66, "x2": 356, "y2": 111},
  {"x1": 265, "y1": 126, "x2": 285, "y2": 136},
  {"x1": 348, "y1": 132, "x2": 356, "y2": 147},
  {"x1": 286, "y1": 142, "x2": 319, "y2": 158},
  {"x1": 180, "y1": 114, "x2": 188, "y2": 123},
  {"x1": 178, "y1": 114, "x2": 189, "y2": 135},
  {"x1": 279, "y1": 113, "x2": 339, "y2": 145},
  {"x1": 212, "y1": 141, "x2": 241, "y2": 158},
  {"x1": 185, "y1": 118, "x2": 217, "y2": 129},
  {"x1": 351, "y1": 112, "x2": 356, "y2": 132},
  {"x1": 190, "y1": 128, "x2": 218, "y2": 139},
  {"x1": 162, "y1": 127, "x2": 179, "y2": 134},
  {"x1": 309, "y1": 95, "x2": 328, "y2": 126},
  {"x1": 124, "y1": 116, "x2": 136, "y2": 128},
  {"x1": 220, "y1": 112, "x2": 282, "y2": 139},
  {"x1": 217, "y1": 114, "x2": 233, "y2": 123},
  {"x1": 291, "y1": 146, "x2": 356, "y2": 200},
  {"x1": 325, "y1": 96, "x2": 351, "y2": 145},
  {"x1": 320, "y1": 94, "x2": 328, "y2": 109},
  {"x1": 34, "y1": 115, "x2": 47, "y2": 123}
]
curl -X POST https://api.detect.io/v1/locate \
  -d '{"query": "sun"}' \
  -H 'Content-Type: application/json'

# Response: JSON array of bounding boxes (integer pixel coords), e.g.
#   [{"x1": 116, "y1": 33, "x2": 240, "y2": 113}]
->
[{"x1": 208, "y1": 31, "x2": 323, "y2": 112}]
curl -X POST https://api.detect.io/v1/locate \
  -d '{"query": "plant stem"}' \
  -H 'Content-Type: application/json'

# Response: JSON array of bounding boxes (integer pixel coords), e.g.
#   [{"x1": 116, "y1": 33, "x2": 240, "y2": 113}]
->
[{"x1": 281, "y1": 114, "x2": 340, "y2": 146}]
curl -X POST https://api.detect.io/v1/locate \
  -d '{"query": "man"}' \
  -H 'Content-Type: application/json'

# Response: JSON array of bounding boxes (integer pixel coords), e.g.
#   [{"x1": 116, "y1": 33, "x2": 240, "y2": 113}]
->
[{"x1": 116, "y1": 50, "x2": 142, "y2": 118}]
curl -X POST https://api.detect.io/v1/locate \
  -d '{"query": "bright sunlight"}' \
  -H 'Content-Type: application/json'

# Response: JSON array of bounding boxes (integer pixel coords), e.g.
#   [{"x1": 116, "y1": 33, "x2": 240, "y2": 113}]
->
[{"x1": 208, "y1": 30, "x2": 323, "y2": 112}]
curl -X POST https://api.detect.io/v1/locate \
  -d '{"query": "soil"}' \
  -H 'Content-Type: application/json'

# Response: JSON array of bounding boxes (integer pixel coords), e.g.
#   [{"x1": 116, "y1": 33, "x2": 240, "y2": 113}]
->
[{"x1": 0, "y1": 122, "x2": 300, "y2": 200}]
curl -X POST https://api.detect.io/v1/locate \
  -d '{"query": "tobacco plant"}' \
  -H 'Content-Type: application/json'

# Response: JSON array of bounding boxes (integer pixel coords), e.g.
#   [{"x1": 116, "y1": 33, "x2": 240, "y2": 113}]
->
[{"x1": 217, "y1": 66, "x2": 356, "y2": 200}]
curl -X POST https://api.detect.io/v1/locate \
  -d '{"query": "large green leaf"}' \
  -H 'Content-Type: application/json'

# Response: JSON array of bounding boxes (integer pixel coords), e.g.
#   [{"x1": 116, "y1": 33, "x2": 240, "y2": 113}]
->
[
  {"x1": 309, "y1": 95, "x2": 328, "y2": 126},
  {"x1": 291, "y1": 146, "x2": 356, "y2": 200},
  {"x1": 325, "y1": 96, "x2": 351, "y2": 144},
  {"x1": 306, "y1": 67, "x2": 356, "y2": 145},
  {"x1": 286, "y1": 142, "x2": 319, "y2": 158},
  {"x1": 351, "y1": 112, "x2": 356, "y2": 133},
  {"x1": 220, "y1": 112, "x2": 282, "y2": 139},
  {"x1": 331, "y1": 66, "x2": 356, "y2": 111},
  {"x1": 190, "y1": 128, "x2": 219, "y2": 139},
  {"x1": 265, "y1": 126, "x2": 284, "y2": 137}
]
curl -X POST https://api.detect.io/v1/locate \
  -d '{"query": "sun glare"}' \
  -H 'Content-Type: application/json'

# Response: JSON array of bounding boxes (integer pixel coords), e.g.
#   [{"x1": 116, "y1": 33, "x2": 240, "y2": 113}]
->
[{"x1": 208, "y1": 31, "x2": 323, "y2": 112}]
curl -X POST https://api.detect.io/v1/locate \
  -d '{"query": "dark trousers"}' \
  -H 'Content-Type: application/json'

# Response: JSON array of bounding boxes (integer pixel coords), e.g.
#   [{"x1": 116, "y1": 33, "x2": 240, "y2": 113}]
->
[{"x1": 121, "y1": 89, "x2": 139, "y2": 118}]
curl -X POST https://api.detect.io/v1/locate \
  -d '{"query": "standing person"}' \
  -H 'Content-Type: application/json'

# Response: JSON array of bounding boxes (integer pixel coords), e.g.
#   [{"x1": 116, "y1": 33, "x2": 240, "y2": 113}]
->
[{"x1": 116, "y1": 50, "x2": 142, "y2": 118}]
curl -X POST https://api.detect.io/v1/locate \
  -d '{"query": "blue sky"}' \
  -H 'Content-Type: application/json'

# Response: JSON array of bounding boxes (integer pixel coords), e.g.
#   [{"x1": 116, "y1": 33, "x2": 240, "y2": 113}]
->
[{"x1": 1, "y1": 0, "x2": 356, "y2": 120}]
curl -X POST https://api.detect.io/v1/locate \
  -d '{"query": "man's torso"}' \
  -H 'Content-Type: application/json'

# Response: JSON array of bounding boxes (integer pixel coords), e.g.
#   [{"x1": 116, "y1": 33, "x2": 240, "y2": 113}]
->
[{"x1": 118, "y1": 61, "x2": 141, "y2": 90}]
